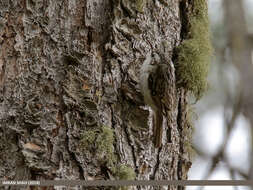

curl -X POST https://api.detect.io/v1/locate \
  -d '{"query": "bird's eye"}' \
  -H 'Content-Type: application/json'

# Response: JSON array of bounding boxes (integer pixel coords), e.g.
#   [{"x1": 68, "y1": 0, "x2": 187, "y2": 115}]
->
[
  {"x1": 148, "y1": 75, "x2": 153, "y2": 85},
  {"x1": 148, "y1": 75, "x2": 157, "y2": 96}
]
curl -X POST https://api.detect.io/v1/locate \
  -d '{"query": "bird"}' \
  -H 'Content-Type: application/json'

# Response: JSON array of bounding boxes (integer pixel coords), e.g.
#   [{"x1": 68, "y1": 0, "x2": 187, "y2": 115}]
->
[{"x1": 140, "y1": 52, "x2": 170, "y2": 148}]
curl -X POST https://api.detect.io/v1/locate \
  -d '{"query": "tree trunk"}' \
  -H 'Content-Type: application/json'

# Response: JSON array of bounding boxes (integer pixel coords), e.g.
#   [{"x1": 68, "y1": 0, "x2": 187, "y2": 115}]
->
[{"x1": 0, "y1": 0, "x2": 210, "y2": 190}]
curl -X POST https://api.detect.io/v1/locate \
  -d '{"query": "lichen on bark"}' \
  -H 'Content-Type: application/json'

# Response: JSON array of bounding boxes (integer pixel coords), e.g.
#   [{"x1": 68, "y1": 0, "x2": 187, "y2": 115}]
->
[
  {"x1": 80, "y1": 125, "x2": 116, "y2": 167},
  {"x1": 176, "y1": 0, "x2": 213, "y2": 100}
]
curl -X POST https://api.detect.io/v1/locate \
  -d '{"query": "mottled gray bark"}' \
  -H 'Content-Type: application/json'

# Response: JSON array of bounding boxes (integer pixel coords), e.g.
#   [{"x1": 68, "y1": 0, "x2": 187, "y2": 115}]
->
[{"x1": 0, "y1": 0, "x2": 193, "y2": 190}]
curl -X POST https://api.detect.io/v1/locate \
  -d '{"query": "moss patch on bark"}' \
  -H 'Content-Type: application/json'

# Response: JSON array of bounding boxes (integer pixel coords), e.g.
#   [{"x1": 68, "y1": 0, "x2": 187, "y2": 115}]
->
[{"x1": 176, "y1": 0, "x2": 213, "y2": 100}]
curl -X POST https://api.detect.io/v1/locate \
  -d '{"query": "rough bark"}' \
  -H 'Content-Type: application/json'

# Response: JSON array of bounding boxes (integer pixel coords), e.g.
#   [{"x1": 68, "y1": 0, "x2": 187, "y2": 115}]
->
[{"x1": 0, "y1": 0, "x2": 201, "y2": 190}]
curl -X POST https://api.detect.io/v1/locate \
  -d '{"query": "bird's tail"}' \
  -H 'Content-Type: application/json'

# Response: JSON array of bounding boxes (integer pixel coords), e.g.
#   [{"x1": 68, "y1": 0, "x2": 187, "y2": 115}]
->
[{"x1": 154, "y1": 111, "x2": 163, "y2": 148}]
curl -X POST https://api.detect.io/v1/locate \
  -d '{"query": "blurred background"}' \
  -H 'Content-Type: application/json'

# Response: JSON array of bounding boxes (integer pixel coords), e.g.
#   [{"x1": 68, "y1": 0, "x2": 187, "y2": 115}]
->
[{"x1": 187, "y1": 0, "x2": 253, "y2": 189}]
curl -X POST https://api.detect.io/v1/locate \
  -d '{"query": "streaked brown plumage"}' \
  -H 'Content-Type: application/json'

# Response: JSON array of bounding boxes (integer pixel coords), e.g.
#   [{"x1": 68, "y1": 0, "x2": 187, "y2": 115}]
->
[{"x1": 140, "y1": 52, "x2": 170, "y2": 148}]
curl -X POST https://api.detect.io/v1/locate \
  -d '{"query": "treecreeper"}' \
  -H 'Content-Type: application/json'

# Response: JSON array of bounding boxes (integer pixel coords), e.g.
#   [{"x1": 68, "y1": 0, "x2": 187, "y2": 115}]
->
[{"x1": 140, "y1": 52, "x2": 171, "y2": 148}]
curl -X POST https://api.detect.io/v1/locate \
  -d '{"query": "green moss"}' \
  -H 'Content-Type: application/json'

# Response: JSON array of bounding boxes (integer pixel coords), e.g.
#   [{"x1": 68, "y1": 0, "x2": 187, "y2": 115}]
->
[
  {"x1": 80, "y1": 129, "x2": 98, "y2": 146},
  {"x1": 97, "y1": 126, "x2": 116, "y2": 164},
  {"x1": 176, "y1": 0, "x2": 212, "y2": 100},
  {"x1": 183, "y1": 106, "x2": 196, "y2": 160},
  {"x1": 115, "y1": 165, "x2": 136, "y2": 190},
  {"x1": 116, "y1": 165, "x2": 136, "y2": 180},
  {"x1": 80, "y1": 126, "x2": 116, "y2": 166},
  {"x1": 135, "y1": 0, "x2": 146, "y2": 12}
]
